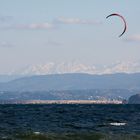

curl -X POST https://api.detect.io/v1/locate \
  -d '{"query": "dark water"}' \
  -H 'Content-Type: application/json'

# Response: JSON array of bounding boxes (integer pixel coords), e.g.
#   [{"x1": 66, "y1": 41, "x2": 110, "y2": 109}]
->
[{"x1": 0, "y1": 104, "x2": 140, "y2": 140}]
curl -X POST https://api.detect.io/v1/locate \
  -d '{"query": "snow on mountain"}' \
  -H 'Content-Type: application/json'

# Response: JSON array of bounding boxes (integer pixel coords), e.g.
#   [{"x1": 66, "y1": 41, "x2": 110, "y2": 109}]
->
[
  {"x1": 12, "y1": 61, "x2": 140, "y2": 75},
  {"x1": 102, "y1": 61, "x2": 140, "y2": 74}
]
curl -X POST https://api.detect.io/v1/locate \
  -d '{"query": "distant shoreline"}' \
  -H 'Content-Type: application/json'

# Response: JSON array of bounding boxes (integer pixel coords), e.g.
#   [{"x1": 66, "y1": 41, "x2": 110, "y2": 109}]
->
[{"x1": 0, "y1": 100, "x2": 123, "y2": 104}]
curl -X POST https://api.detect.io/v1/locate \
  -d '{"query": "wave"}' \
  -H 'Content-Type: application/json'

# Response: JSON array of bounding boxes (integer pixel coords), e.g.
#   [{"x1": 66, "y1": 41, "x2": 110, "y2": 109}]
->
[{"x1": 110, "y1": 122, "x2": 126, "y2": 126}]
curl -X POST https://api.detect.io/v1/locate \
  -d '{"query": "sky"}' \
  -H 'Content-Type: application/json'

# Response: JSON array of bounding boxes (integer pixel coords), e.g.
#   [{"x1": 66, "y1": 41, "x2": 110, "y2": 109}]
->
[{"x1": 0, "y1": 0, "x2": 140, "y2": 74}]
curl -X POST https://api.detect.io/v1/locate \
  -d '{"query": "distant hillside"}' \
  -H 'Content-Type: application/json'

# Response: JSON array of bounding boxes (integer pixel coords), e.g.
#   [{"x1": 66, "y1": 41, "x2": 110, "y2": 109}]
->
[
  {"x1": 0, "y1": 75, "x2": 23, "y2": 83},
  {"x1": 128, "y1": 94, "x2": 140, "y2": 104},
  {"x1": 0, "y1": 89, "x2": 137, "y2": 101},
  {"x1": 0, "y1": 73, "x2": 140, "y2": 91}
]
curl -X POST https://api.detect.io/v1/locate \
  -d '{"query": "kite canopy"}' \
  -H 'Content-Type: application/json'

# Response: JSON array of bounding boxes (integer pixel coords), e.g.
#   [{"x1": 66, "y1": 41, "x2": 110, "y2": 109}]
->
[{"x1": 106, "y1": 13, "x2": 127, "y2": 37}]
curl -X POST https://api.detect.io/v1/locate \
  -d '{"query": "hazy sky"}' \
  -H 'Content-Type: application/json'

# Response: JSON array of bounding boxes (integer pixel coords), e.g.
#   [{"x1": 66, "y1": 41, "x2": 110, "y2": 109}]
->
[{"x1": 0, "y1": 0, "x2": 140, "y2": 73}]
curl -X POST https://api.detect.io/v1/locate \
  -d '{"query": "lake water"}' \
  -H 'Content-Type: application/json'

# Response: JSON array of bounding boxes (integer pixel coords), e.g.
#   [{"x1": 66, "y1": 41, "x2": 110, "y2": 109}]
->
[{"x1": 0, "y1": 104, "x2": 140, "y2": 140}]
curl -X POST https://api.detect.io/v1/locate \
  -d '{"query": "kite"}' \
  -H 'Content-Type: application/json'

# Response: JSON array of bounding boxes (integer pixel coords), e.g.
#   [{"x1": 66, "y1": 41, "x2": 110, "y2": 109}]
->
[{"x1": 106, "y1": 13, "x2": 127, "y2": 37}]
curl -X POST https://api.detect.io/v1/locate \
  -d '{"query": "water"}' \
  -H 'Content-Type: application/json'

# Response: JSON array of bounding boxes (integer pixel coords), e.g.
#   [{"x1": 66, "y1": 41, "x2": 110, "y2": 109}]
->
[{"x1": 0, "y1": 104, "x2": 140, "y2": 139}]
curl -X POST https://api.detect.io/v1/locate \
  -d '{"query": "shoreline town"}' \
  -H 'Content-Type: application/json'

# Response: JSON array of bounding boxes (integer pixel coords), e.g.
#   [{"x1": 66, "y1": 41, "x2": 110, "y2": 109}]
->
[{"x1": 0, "y1": 100, "x2": 123, "y2": 104}]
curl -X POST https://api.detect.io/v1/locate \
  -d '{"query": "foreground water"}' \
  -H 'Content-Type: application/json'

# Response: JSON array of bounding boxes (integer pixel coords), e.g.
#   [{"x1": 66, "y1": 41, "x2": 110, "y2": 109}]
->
[{"x1": 0, "y1": 104, "x2": 140, "y2": 140}]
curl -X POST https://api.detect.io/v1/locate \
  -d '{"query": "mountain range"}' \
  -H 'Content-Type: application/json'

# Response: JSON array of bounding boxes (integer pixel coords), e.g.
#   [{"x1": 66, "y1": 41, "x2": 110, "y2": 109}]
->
[
  {"x1": 0, "y1": 73, "x2": 140, "y2": 100},
  {"x1": 0, "y1": 73, "x2": 140, "y2": 91},
  {"x1": 11, "y1": 61, "x2": 140, "y2": 75}
]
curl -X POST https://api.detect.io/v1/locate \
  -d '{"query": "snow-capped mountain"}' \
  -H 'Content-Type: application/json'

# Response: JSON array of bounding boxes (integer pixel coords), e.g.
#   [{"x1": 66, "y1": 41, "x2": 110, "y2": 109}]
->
[{"x1": 12, "y1": 61, "x2": 140, "y2": 75}]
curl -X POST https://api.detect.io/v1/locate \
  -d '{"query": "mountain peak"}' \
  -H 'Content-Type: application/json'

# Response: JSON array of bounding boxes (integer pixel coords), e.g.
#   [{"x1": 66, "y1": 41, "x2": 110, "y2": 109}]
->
[{"x1": 12, "y1": 61, "x2": 140, "y2": 75}]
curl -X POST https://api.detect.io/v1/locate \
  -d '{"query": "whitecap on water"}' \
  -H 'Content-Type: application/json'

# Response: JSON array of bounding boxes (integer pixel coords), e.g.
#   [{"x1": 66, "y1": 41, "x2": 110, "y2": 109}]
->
[
  {"x1": 110, "y1": 122, "x2": 126, "y2": 126},
  {"x1": 33, "y1": 132, "x2": 41, "y2": 135}
]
